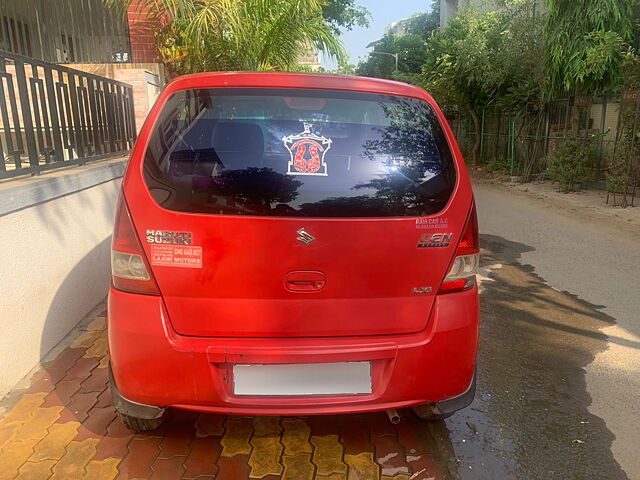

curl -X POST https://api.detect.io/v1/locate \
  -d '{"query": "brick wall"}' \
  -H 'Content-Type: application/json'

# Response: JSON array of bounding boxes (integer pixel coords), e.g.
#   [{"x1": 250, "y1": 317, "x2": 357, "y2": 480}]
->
[
  {"x1": 127, "y1": 1, "x2": 160, "y2": 63},
  {"x1": 114, "y1": 68, "x2": 162, "y2": 131}
]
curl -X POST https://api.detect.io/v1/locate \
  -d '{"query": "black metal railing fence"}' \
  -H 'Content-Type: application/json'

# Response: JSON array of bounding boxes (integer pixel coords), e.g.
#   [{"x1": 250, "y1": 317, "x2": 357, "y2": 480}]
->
[{"x1": 0, "y1": 51, "x2": 136, "y2": 179}]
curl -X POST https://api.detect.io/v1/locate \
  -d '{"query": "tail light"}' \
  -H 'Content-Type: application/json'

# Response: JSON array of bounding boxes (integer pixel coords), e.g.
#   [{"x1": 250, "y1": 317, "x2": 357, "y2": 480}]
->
[
  {"x1": 439, "y1": 202, "x2": 479, "y2": 294},
  {"x1": 111, "y1": 195, "x2": 160, "y2": 295}
]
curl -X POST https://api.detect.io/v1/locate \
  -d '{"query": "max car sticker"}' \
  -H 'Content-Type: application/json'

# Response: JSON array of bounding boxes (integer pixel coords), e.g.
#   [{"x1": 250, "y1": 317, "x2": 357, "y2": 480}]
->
[
  {"x1": 416, "y1": 217, "x2": 449, "y2": 230},
  {"x1": 282, "y1": 123, "x2": 332, "y2": 176},
  {"x1": 151, "y1": 245, "x2": 203, "y2": 268}
]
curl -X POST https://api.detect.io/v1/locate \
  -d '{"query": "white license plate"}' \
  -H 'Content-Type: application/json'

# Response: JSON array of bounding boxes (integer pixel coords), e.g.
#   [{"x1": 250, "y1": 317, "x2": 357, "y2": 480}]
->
[{"x1": 233, "y1": 362, "x2": 372, "y2": 396}]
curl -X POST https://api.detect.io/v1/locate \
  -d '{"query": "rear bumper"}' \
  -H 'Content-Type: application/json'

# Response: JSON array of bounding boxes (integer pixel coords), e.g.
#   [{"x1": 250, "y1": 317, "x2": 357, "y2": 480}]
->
[{"x1": 108, "y1": 286, "x2": 479, "y2": 416}]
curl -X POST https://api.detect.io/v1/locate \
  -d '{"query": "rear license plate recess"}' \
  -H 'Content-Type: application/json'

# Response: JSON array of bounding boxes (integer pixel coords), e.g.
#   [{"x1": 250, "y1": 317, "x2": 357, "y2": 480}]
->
[{"x1": 232, "y1": 361, "x2": 372, "y2": 396}]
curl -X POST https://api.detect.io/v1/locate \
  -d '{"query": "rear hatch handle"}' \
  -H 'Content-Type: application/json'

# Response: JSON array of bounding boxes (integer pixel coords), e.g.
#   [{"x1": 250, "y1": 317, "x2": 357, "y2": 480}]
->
[{"x1": 285, "y1": 271, "x2": 326, "y2": 292}]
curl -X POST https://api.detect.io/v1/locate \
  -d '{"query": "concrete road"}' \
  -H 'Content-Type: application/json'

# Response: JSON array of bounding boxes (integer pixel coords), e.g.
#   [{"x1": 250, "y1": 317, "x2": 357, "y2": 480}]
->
[{"x1": 448, "y1": 181, "x2": 640, "y2": 479}]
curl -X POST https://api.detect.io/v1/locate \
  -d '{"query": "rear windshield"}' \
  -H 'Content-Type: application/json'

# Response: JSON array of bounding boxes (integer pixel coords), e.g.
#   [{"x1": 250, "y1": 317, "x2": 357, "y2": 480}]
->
[{"x1": 143, "y1": 88, "x2": 456, "y2": 217}]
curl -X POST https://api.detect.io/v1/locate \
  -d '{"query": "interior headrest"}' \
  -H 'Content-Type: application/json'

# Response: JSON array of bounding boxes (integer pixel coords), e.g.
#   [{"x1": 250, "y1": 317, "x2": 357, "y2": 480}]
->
[{"x1": 213, "y1": 122, "x2": 264, "y2": 153}]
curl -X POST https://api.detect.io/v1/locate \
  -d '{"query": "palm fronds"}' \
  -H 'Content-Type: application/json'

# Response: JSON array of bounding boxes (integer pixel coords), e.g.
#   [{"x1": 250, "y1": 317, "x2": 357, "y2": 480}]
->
[{"x1": 104, "y1": 0, "x2": 346, "y2": 75}]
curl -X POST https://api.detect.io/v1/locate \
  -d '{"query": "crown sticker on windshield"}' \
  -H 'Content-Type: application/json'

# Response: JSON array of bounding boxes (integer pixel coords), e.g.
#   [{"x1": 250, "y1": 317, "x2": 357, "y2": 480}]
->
[{"x1": 283, "y1": 123, "x2": 332, "y2": 176}]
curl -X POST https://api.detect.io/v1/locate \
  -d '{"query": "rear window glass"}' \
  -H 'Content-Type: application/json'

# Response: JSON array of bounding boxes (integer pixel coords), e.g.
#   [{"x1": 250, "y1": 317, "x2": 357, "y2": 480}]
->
[{"x1": 143, "y1": 88, "x2": 456, "y2": 217}]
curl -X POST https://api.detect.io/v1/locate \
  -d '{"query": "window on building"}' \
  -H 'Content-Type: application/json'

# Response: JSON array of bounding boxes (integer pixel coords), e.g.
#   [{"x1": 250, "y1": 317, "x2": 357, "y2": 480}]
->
[
  {"x1": 61, "y1": 33, "x2": 76, "y2": 63},
  {"x1": 2, "y1": 16, "x2": 32, "y2": 57}
]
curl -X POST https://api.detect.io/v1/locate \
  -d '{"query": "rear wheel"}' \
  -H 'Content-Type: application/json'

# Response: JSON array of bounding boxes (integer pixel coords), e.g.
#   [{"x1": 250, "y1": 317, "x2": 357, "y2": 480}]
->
[{"x1": 117, "y1": 411, "x2": 165, "y2": 432}]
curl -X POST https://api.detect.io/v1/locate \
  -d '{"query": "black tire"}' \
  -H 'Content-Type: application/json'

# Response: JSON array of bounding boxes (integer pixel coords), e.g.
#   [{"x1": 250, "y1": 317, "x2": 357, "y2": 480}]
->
[
  {"x1": 117, "y1": 411, "x2": 165, "y2": 432},
  {"x1": 412, "y1": 404, "x2": 454, "y2": 421}
]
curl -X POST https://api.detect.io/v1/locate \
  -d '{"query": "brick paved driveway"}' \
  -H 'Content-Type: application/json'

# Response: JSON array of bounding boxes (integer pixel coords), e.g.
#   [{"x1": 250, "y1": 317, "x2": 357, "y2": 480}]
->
[{"x1": 0, "y1": 303, "x2": 450, "y2": 480}]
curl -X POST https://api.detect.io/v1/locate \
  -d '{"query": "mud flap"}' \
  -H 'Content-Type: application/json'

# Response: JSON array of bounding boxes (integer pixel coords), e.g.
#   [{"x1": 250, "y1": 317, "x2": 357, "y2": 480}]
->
[
  {"x1": 435, "y1": 369, "x2": 477, "y2": 416},
  {"x1": 108, "y1": 365, "x2": 166, "y2": 420}
]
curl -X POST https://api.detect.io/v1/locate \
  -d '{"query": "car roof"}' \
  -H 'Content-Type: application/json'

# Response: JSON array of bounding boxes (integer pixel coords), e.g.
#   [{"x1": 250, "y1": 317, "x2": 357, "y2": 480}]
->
[{"x1": 165, "y1": 72, "x2": 436, "y2": 103}]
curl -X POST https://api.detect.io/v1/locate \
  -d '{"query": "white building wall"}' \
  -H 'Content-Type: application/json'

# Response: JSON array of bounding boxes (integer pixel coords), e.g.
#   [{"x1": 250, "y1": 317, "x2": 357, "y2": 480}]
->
[
  {"x1": 440, "y1": 0, "x2": 504, "y2": 28},
  {"x1": 0, "y1": 159, "x2": 125, "y2": 398},
  {"x1": 440, "y1": 0, "x2": 459, "y2": 28}
]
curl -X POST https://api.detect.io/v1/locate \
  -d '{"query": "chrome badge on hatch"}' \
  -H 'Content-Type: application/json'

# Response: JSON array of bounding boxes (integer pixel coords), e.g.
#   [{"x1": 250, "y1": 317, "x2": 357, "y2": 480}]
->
[
  {"x1": 296, "y1": 228, "x2": 315, "y2": 245},
  {"x1": 412, "y1": 286, "x2": 433, "y2": 295}
]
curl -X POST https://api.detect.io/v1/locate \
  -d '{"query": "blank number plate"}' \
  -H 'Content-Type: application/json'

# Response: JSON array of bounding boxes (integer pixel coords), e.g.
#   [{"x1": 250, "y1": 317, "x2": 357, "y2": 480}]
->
[{"x1": 233, "y1": 362, "x2": 372, "y2": 396}]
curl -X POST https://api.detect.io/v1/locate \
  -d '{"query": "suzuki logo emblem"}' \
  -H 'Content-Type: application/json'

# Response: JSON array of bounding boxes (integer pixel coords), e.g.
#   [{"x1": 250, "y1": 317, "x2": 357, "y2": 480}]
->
[{"x1": 296, "y1": 228, "x2": 315, "y2": 245}]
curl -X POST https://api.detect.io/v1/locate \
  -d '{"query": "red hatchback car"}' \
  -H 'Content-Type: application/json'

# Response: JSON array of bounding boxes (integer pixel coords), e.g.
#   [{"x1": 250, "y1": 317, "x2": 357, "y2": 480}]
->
[{"x1": 108, "y1": 72, "x2": 479, "y2": 431}]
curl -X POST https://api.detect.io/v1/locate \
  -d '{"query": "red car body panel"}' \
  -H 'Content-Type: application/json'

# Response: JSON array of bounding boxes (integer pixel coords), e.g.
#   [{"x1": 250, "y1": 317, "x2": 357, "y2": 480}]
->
[
  {"x1": 109, "y1": 72, "x2": 478, "y2": 415},
  {"x1": 108, "y1": 284, "x2": 478, "y2": 414}
]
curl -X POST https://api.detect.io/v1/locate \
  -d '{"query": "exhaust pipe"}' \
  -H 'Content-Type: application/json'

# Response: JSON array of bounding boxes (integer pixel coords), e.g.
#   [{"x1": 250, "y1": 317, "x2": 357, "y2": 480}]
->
[{"x1": 386, "y1": 409, "x2": 401, "y2": 424}]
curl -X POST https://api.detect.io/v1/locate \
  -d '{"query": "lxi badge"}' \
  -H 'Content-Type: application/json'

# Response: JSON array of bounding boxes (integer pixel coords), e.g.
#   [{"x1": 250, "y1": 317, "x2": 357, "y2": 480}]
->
[{"x1": 417, "y1": 233, "x2": 453, "y2": 248}]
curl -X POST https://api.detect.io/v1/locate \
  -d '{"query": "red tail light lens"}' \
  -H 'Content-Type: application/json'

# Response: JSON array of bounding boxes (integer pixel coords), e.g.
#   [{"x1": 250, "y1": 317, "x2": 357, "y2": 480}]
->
[
  {"x1": 111, "y1": 195, "x2": 160, "y2": 295},
  {"x1": 456, "y1": 202, "x2": 479, "y2": 256},
  {"x1": 439, "y1": 202, "x2": 479, "y2": 294}
]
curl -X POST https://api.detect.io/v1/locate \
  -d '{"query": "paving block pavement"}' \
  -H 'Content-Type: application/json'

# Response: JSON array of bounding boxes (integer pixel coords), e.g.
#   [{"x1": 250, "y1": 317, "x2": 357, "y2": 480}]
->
[{"x1": 0, "y1": 301, "x2": 452, "y2": 480}]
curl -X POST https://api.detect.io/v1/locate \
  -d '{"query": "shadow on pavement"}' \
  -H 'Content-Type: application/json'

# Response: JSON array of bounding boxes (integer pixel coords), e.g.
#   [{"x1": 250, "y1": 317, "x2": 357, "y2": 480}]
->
[{"x1": 440, "y1": 234, "x2": 627, "y2": 479}]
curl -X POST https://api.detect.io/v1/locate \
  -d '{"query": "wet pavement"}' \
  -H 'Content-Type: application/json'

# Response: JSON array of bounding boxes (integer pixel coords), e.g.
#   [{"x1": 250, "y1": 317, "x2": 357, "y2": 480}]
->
[
  {"x1": 474, "y1": 180, "x2": 640, "y2": 479},
  {"x1": 448, "y1": 239, "x2": 626, "y2": 479},
  {"x1": 0, "y1": 182, "x2": 636, "y2": 479}
]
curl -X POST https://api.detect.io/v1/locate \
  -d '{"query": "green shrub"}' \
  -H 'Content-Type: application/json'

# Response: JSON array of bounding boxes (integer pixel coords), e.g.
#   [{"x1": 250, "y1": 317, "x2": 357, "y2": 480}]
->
[
  {"x1": 606, "y1": 166, "x2": 629, "y2": 194},
  {"x1": 546, "y1": 136, "x2": 596, "y2": 192},
  {"x1": 487, "y1": 157, "x2": 511, "y2": 173},
  {"x1": 606, "y1": 136, "x2": 639, "y2": 204},
  {"x1": 606, "y1": 149, "x2": 631, "y2": 195}
]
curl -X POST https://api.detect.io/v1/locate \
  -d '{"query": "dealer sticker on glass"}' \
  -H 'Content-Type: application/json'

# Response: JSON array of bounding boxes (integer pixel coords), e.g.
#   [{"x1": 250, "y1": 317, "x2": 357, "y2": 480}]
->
[{"x1": 150, "y1": 245, "x2": 203, "y2": 268}]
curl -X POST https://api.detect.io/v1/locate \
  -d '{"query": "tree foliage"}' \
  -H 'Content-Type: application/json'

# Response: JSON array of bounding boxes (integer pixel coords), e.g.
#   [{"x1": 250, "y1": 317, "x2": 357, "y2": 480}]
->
[
  {"x1": 425, "y1": 2, "x2": 544, "y2": 107},
  {"x1": 322, "y1": 0, "x2": 371, "y2": 34},
  {"x1": 356, "y1": 1, "x2": 439, "y2": 81},
  {"x1": 544, "y1": 0, "x2": 634, "y2": 95},
  {"x1": 211, "y1": 0, "x2": 346, "y2": 72},
  {"x1": 340, "y1": 0, "x2": 639, "y2": 186},
  {"x1": 105, "y1": 0, "x2": 349, "y2": 75},
  {"x1": 405, "y1": 7, "x2": 440, "y2": 39},
  {"x1": 356, "y1": 32, "x2": 428, "y2": 81},
  {"x1": 419, "y1": 1, "x2": 544, "y2": 163}
]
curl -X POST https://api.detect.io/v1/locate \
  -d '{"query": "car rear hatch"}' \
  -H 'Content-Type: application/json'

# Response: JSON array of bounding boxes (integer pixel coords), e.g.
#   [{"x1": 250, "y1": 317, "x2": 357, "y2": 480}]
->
[{"x1": 129, "y1": 86, "x2": 465, "y2": 338}]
